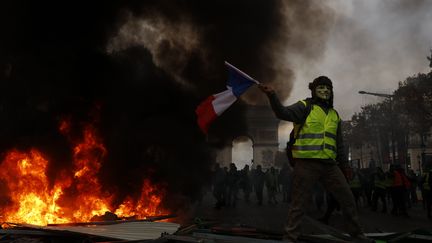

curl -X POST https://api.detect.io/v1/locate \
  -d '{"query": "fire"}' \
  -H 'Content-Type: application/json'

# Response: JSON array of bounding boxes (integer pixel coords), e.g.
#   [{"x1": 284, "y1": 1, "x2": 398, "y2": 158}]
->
[
  {"x1": 0, "y1": 150, "x2": 69, "y2": 226},
  {"x1": 115, "y1": 179, "x2": 163, "y2": 218},
  {"x1": 0, "y1": 120, "x2": 166, "y2": 226}
]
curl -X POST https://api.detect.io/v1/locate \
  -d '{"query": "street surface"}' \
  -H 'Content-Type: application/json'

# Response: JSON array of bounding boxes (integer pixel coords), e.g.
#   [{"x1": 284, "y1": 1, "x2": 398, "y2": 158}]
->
[{"x1": 183, "y1": 189, "x2": 431, "y2": 236}]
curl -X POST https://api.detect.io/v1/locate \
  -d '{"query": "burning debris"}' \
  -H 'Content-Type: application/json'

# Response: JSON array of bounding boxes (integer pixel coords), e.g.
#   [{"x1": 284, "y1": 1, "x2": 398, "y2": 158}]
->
[
  {"x1": 0, "y1": 118, "x2": 166, "y2": 226},
  {"x1": 0, "y1": 0, "x2": 338, "y2": 229}
]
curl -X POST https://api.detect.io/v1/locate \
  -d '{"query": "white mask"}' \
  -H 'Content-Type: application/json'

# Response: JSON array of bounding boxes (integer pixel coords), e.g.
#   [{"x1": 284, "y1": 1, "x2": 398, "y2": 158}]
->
[{"x1": 315, "y1": 84, "x2": 331, "y2": 100}]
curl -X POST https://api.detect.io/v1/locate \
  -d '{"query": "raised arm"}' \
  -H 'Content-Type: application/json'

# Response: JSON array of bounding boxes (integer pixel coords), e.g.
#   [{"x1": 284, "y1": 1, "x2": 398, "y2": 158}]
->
[{"x1": 259, "y1": 84, "x2": 308, "y2": 123}]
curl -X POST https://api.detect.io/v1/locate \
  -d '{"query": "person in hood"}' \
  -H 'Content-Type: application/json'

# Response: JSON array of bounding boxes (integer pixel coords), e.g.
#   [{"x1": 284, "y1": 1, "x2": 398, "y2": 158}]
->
[{"x1": 259, "y1": 76, "x2": 371, "y2": 242}]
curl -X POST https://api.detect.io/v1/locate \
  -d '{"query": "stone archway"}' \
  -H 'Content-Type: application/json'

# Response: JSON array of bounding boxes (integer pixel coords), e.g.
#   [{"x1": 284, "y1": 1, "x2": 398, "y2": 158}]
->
[{"x1": 211, "y1": 105, "x2": 280, "y2": 169}]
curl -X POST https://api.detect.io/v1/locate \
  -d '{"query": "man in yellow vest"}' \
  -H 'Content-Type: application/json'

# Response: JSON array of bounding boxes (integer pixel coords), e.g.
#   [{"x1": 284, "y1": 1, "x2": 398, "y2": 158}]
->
[{"x1": 259, "y1": 76, "x2": 370, "y2": 242}]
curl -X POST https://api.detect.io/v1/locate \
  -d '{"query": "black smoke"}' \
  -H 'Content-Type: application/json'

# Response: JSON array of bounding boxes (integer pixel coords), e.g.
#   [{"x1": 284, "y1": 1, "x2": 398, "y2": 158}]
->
[{"x1": 0, "y1": 0, "x2": 333, "y2": 211}]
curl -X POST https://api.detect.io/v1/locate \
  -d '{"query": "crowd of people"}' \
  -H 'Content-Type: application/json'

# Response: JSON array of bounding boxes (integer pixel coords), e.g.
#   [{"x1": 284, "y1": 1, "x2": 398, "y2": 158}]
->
[
  {"x1": 211, "y1": 162, "x2": 292, "y2": 209},
  {"x1": 210, "y1": 75, "x2": 430, "y2": 242},
  {"x1": 211, "y1": 162, "x2": 432, "y2": 221},
  {"x1": 346, "y1": 164, "x2": 432, "y2": 219}
]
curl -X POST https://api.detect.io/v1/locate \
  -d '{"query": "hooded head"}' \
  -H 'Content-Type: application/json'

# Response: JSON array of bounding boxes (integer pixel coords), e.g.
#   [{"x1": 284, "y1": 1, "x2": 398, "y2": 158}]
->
[{"x1": 308, "y1": 76, "x2": 333, "y2": 107}]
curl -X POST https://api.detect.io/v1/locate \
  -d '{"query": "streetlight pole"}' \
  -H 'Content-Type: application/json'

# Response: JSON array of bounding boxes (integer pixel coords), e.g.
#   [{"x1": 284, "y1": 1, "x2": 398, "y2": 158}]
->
[
  {"x1": 358, "y1": 91, "x2": 393, "y2": 99},
  {"x1": 358, "y1": 90, "x2": 396, "y2": 167}
]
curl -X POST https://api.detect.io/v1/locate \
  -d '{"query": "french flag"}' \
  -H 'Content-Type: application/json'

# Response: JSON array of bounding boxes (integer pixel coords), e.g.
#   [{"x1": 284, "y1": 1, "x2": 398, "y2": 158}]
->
[{"x1": 196, "y1": 62, "x2": 258, "y2": 134}]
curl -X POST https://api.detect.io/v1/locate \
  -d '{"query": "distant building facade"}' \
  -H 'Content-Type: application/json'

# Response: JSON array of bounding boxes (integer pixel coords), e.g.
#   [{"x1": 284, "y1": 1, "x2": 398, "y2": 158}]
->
[{"x1": 349, "y1": 128, "x2": 432, "y2": 174}]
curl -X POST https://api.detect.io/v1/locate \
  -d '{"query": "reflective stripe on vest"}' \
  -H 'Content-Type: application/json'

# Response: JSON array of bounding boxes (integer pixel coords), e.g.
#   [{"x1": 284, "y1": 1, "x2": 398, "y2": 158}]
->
[
  {"x1": 383, "y1": 177, "x2": 393, "y2": 187},
  {"x1": 292, "y1": 101, "x2": 340, "y2": 160},
  {"x1": 374, "y1": 179, "x2": 387, "y2": 189}
]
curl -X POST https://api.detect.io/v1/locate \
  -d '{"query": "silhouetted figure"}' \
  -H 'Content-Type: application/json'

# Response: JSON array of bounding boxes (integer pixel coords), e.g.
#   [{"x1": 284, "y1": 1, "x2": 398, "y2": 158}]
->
[
  {"x1": 399, "y1": 168, "x2": 411, "y2": 213},
  {"x1": 240, "y1": 164, "x2": 252, "y2": 203},
  {"x1": 266, "y1": 167, "x2": 278, "y2": 204},
  {"x1": 223, "y1": 166, "x2": 229, "y2": 206},
  {"x1": 279, "y1": 163, "x2": 292, "y2": 203},
  {"x1": 389, "y1": 165, "x2": 410, "y2": 217},
  {"x1": 226, "y1": 163, "x2": 239, "y2": 207},
  {"x1": 212, "y1": 163, "x2": 227, "y2": 209},
  {"x1": 371, "y1": 167, "x2": 387, "y2": 213},
  {"x1": 362, "y1": 169, "x2": 374, "y2": 208},
  {"x1": 253, "y1": 165, "x2": 265, "y2": 206},
  {"x1": 349, "y1": 169, "x2": 362, "y2": 208},
  {"x1": 407, "y1": 169, "x2": 418, "y2": 204},
  {"x1": 421, "y1": 167, "x2": 432, "y2": 219},
  {"x1": 384, "y1": 171, "x2": 394, "y2": 209}
]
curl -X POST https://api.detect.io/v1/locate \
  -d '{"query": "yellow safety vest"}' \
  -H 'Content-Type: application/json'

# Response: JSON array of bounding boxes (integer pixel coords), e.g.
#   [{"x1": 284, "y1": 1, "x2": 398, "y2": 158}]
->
[
  {"x1": 292, "y1": 101, "x2": 340, "y2": 160},
  {"x1": 383, "y1": 177, "x2": 393, "y2": 188},
  {"x1": 374, "y1": 178, "x2": 387, "y2": 189}
]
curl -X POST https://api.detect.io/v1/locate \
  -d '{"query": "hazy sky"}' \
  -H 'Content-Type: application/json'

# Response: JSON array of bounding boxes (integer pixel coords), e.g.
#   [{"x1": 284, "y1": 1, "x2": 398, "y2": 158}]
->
[
  {"x1": 283, "y1": 0, "x2": 432, "y2": 120},
  {"x1": 268, "y1": 0, "x2": 432, "y2": 150}
]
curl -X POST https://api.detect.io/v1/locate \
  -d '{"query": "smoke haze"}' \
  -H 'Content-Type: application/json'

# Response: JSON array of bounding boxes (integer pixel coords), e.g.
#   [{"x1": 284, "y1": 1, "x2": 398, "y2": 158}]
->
[
  {"x1": 0, "y1": 0, "x2": 337, "y2": 210},
  {"x1": 2, "y1": 0, "x2": 427, "y2": 210},
  {"x1": 0, "y1": 0, "x2": 432, "y2": 209},
  {"x1": 287, "y1": 0, "x2": 432, "y2": 120}
]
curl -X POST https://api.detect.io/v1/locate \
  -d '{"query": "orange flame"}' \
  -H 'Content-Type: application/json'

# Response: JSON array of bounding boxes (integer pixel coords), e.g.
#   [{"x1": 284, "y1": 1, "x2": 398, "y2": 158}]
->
[{"x1": 0, "y1": 120, "x2": 166, "y2": 225}]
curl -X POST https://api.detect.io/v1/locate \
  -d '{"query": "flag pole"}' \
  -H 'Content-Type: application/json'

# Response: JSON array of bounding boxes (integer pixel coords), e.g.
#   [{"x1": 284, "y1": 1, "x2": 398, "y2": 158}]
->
[{"x1": 224, "y1": 61, "x2": 261, "y2": 85}]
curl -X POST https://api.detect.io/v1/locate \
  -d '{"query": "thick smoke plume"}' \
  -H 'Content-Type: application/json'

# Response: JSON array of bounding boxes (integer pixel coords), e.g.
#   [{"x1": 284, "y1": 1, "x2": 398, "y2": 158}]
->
[{"x1": 0, "y1": 1, "x2": 334, "y2": 211}]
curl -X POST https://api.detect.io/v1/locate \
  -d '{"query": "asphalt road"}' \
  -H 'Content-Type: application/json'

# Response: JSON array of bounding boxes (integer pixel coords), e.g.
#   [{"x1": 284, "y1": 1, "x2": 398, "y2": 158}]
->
[{"x1": 182, "y1": 188, "x2": 431, "y2": 236}]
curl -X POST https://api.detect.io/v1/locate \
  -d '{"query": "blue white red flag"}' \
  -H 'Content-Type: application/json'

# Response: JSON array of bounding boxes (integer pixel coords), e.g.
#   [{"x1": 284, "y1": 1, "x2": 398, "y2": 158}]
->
[{"x1": 196, "y1": 62, "x2": 258, "y2": 134}]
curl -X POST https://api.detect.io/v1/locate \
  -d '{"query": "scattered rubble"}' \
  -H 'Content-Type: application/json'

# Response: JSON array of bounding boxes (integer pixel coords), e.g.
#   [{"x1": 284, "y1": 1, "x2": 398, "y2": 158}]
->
[{"x1": 0, "y1": 215, "x2": 431, "y2": 242}]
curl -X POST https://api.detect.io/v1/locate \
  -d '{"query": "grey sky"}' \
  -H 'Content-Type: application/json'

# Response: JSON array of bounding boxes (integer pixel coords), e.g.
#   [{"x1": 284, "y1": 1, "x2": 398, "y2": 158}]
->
[
  {"x1": 271, "y1": 0, "x2": 432, "y2": 149},
  {"x1": 222, "y1": 0, "x2": 432, "y2": 152},
  {"x1": 283, "y1": 0, "x2": 432, "y2": 120}
]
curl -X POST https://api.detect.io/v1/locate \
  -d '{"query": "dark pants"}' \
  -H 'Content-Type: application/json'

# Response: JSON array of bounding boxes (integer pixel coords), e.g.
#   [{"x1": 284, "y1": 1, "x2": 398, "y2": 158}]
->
[
  {"x1": 255, "y1": 184, "x2": 264, "y2": 205},
  {"x1": 410, "y1": 186, "x2": 418, "y2": 203},
  {"x1": 425, "y1": 189, "x2": 432, "y2": 218},
  {"x1": 390, "y1": 186, "x2": 407, "y2": 216},
  {"x1": 372, "y1": 187, "x2": 387, "y2": 212},
  {"x1": 226, "y1": 186, "x2": 238, "y2": 207},
  {"x1": 351, "y1": 187, "x2": 362, "y2": 207},
  {"x1": 284, "y1": 159, "x2": 363, "y2": 241},
  {"x1": 213, "y1": 184, "x2": 226, "y2": 208}
]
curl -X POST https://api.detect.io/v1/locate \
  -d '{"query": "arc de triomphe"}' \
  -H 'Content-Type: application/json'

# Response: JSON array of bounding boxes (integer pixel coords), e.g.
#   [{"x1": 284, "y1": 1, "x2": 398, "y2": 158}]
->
[{"x1": 209, "y1": 105, "x2": 281, "y2": 169}]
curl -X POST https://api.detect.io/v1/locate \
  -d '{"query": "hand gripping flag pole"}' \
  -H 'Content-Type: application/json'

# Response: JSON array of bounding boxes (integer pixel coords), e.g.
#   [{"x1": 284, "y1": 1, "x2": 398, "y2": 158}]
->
[{"x1": 195, "y1": 62, "x2": 259, "y2": 134}]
